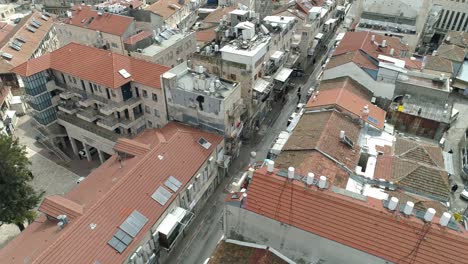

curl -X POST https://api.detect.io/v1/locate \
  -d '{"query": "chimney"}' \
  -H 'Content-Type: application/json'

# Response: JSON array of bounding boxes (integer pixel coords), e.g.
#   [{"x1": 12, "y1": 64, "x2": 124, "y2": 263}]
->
[
  {"x1": 371, "y1": 35, "x2": 375, "y2": 41},
  {"x1": 424, "y1": 208, "x2": 436, "y2": 222},
  {"x1": 439, "y1": 212, "x2": 452, "y2": 227},
  {"x1": 318, "y1": 176, "x2": 327, "y2": 189},
  {"x1": 403, "y1": 201, "x2": 414, "y2": 215},
  {"x1": 388, "y1": 197, "x2": 398, "y2": 211},
  {"x1": 381, "y1": 39, "x2": 387, "y2": 47},
  {"x1": 339, "y1": 130, "x2": 345, "y2": 140},
  {"x1": 389, "y1": 48, "x2": 395, "y2": 56},
  {"x1": 267, "y1": 160, "x2": 274, "y2": 172},
  {"x1": 288, "y1": 167, "x2": 295, "y2": 180},
  {"x1": 306, "y1": 172, "x2": 315, "y2": 185}
]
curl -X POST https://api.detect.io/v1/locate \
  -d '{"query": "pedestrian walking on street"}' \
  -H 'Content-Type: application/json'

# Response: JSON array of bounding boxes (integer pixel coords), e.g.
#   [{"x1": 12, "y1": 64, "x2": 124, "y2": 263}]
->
[{"x1": 297, "y1": 92, "x2": 301, "y2": 102}]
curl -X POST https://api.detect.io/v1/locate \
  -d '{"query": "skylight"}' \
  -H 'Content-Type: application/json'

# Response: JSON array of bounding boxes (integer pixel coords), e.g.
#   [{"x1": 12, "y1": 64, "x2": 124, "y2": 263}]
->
[
  {"x1": 164, "y1": 176, "x2": 182, "y2": 192},
  {"x1": 1, "y1": 52, "x2": 13, "y2": 60},
  {"x1": 198, "y1": 138, "x2": 211, "y2": 149},
  {"x1": 118, "y1": 69, "x2": 131, "y2": 79},
  {"x1": 16, "y1": 36, "x2": 26, "y2": 43},
  {"x1": 26, "y1": 25, "x2": 36, "y2": 33},
  {"x1": 152, "y1": 186, "x2": 172, "y2": 206},
  {"x1": 108, "y1": 210, "x2": 148, "y2": 253}
]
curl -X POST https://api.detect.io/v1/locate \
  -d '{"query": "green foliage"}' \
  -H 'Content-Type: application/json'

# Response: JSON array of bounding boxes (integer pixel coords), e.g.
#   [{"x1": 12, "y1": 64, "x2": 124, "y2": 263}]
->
[{"x1": 0, "y1": 134, "x2": 43, "y2": 228}]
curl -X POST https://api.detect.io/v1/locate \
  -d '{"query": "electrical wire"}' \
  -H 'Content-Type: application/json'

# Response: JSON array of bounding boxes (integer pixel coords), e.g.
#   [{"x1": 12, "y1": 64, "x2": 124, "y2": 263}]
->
[{"x1": 396, "y1": 222, "x2": 432, "y2": 264}]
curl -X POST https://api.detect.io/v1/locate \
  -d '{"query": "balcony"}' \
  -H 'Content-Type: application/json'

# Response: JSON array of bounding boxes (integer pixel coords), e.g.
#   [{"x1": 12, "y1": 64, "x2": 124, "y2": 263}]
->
[
  {"x1": 99, "y1": 97, "x2": 142, "y2": 116},
  {"x1": 57, "y1": 112, "x2": 126, "y2": 142},
  {"x1": 227, "y1": 100, "x2": 245, "y2": 119},
  {"x1": 59, "y1": 91, "x2": 75, "y2": 100},
  {"x1": 76, "y1": 107, "x2": 99, "y2": 122},
  {"x1": 46, "y1": 80, "x2": 65, "y2": 92},
  {"x1": 97, "y1": 111, "x2": 144, "y2": 130},
  {"x1": 57, "y1": 99, "x2": 79, "y2": 115}
]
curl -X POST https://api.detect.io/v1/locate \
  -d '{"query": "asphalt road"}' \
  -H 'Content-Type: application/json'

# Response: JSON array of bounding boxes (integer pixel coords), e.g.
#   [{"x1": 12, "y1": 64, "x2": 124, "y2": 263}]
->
[{"x1": 164, "y1": 23, "x2": 343, "y2": 264}]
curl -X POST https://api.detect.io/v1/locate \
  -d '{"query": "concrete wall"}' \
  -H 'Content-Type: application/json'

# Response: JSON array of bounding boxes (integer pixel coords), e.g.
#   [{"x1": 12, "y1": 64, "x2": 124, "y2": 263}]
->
[
  {"x1": 225, "y1": 205, "x2": 389, "y2": 264},
  {"x1": 56, "y1": 21, "x2": 136, "y2": 54},
  {"x1": 323, "y1": 62, "x2": 396, "y2": 99},
  {"x1": 130, "y1": 32, "x2": 196, "y2": 67},
  {"x1": 128, "y1": 9, "x2": 164, "y2": 30},
  {"x1": 363, "y1": 0, "x2": 422, "y2": 19},
  {"x1": 131, "y1": 82, "x2": 168, "y2": 128},
  {"x1": 395, "y1": 80, "x2": 450, "y2": 101}
]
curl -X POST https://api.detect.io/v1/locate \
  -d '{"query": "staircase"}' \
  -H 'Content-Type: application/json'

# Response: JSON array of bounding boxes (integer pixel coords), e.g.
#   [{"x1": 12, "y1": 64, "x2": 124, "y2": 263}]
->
[{"x1": 31, "y1": 121, "x2": 71, "y2": 163}]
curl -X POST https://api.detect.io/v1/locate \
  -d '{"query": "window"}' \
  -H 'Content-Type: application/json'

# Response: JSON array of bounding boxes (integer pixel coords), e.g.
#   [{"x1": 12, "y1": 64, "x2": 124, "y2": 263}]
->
[
  {"x1": 111, "y1": 42, "x2": 118, "y2": 48},
  {"x1": 230, "y1": 74, "x2": 236, "y2": 81},
  {"x1": 154, "y1": 109, "x2": 160, "y2": 117},
  {"x1": 152, "y1": 93, "x2": 158, "y2": 102},
  {"x1": 145, "y1": 105, "x2": 150, "y2": 113},
  {"x1": 72, "y1": 77, "x2": 77, "y2": 84},
  {"x1": 147, "y1": 120, "x2": 153, "y2": 127},
  {"x1": 111, "y1": 90, "x2": 116, "y2": 97},
  {"x1": 142, "y1": 90, "x2": 148, "y2": 98}
]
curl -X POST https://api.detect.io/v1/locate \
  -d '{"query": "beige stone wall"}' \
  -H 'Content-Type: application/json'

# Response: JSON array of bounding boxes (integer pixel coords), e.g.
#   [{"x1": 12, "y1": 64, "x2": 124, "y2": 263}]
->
[{"x1": 131, "y1": 82, "x2": 168, "y2": 128}]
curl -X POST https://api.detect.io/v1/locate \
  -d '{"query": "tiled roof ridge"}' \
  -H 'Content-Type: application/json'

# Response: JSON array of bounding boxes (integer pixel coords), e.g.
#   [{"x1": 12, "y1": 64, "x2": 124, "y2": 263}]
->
[
  {"x1": 397, "y1": 143, "x2": 441, "y2": 169},
  {"x1": 34, "y1": 144, "x2": 163, "y2": 262}
]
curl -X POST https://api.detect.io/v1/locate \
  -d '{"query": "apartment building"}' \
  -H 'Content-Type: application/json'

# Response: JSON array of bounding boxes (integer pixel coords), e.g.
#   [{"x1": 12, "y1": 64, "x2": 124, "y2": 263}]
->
[
  {"x1": 145, "y1": 0, "x2": 199, "y2": 30},
  {"x1": 56, "y1": 5, "x2": 136, "y2": 54},
  {"x1": 129, "y1": 29, "x2": 197, "y2": 67},
  {"x1": 12, "y1": 43, "x2": 170, "y2": 162},
  {"x1": 163, "y1": 62, "x2": 243, "y2": 157},
  {"x1": 0, "y1": 11, "x2": 58, "y2": 87},
  {"x1": 0, "y1": 122, "x2": 225, "y2": 264},
  {"x1": 192, "y1": 9, "x2": 296, "y2": 138}
]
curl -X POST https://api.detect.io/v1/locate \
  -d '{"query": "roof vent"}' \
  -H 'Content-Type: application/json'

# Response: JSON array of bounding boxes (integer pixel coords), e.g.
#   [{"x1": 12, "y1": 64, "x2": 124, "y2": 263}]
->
[
  {"x1": 439, "y1": 212, "x2": 452, "y2": 227},
  {"x1": 266, "y1": 160, "x2": 274, "y2": 172},
  {"x1": 287, "y1": 167, "x2": 295, "y2": 180},
  {"x1": 381, "y1": 39, "x2": 387, "y2": 48},
  {"x1": 118, "y1": 69, "x2": 131, "y2": 79},
  {"x1": 306, "y1": 172, "x2": 314, "y2": 185},
  {"x1": 388, "y1": 197, "x2": 398, "y2": 211},
  {"x1": 403, "y1": 201, "x2": 414, "y2": 215},
  {"x1": 424, "y1": 208, "x2": 436, "y2": 222},
  {"x1": 362, "y1": 105, "x2": 369, "y2": 116},
  {"x1": 318, "y1": 176, "x2": 327, "y2": 189}
]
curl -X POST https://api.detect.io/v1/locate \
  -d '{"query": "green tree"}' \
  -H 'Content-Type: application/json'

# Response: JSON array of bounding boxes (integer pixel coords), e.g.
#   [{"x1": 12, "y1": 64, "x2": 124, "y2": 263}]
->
[{"x1": 0, "y1": 134, "x2": 43, "y2": 231}]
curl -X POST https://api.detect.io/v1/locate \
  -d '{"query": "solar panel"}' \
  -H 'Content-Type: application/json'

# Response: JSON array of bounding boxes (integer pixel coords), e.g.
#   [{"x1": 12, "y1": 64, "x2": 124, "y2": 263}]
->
[
  {"x1": 119, "y1": 210, "x2": 148, "y2": 238},
  {"x1": 114, "y1": 229, "x2": 133, "y2": 245},
  {"x1": 30, "y1": 22, "x2": 39, "y2": 29},
  {"x1": 9, "y1": 43, "x2": 21, "y2": 51},
  {"x1": 151, "y1": 186, "x2": 172, "y2": 205},
  {"x1": 165, "y1": 180, "x2": 179, "y2": 192},
  {"x1": 2, "y1": 52, "x2": 13, "y2": 59},
  {"x1": 168, "y1": 176, "x2": 182, "y2": 188},
  {"x1": 368, "y1": 116, "x2": 379, "y2": 125},
  {"x1": 26, "y1": 26, "x2": 36, "y2": 33},
  {"x1": 16, "y1": 36, "x2": 26, "y2": 43},
  {"x1": 32, "y1": 19, "x2": 42, "y2": 27},
  {"x1": 108, "y1": 236, "x2": 127, "y2": 253},
  {"x1": 13, "y1": 40, "x2": 22, "y2": 47}
]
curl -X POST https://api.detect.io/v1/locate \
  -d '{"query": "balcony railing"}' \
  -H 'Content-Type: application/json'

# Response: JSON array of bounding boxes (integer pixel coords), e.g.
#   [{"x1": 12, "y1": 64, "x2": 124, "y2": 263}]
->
[
  {"x1": 76, "y1": 108, "x2": 100, "y2": 122},
  {"x1": 57, "y1": 112, "x2": 128, "y2": 142},
  {"x1": 97, "y1": 111, "x2": 144, "y2": 130}
]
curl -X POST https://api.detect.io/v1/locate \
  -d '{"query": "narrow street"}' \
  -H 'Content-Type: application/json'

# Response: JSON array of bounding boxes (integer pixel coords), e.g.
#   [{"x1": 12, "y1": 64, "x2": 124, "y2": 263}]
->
[{"x1": 165, "y1": 21, "x2": 343, "y2": 264}]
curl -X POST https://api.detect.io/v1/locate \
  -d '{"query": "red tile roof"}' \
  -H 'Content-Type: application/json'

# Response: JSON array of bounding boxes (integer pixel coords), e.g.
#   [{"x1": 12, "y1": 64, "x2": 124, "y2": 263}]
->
[
  {"x1": 306, "y1": 77, "x2": 386, "y2": 129},
  {"x1": 203, "y1": 6, "x2": 237, "y2": 24},
  {"x1": 0, "y1": 122, "x2": 223, "y2": 264},
  {"x1": 145, "y1": 0, "x2": 189, "y2": 19},
  {"x1": 244, "y1": 167, "x2": 468, "y2": 264},
  {"x1": 38, "y1": 195, "x2": 84, "y2": 220},
  {"x1": 328, "y1": 32, "x2": 409, "y2": 70},
  {"x1": 195, "y1": 29, "x2": 216, "y2": 43},
  {"x1": 275, "y1": 110, "x2": 361, "y2": 188},
  {"x1": 402, "y1": 58, "x2": 423, "y2": 70},
  {"x1": 113, "y1": 138, "x2": 151, "y2": 156},
  {"x1": 0, "y1": 22, "x2": 14, "y2": 43},
  {"x1": 209, "y1": 240, "x2": 288, "y2": 264},
  {"x1": 0, "y1": 11, "x2": 56, "y2": 73},
  {"x1": 424, "y1": 55, "x2": 453, "y2": 74},
  {"x1": 123, "y1": 30, "x2": 153, "y2": 45},
  {"x1": 67, "y1": 6, "x2": 134, "y2": 36},
  {"x1": 11, "y1": 43, "x2": 170, "y2": 89}
]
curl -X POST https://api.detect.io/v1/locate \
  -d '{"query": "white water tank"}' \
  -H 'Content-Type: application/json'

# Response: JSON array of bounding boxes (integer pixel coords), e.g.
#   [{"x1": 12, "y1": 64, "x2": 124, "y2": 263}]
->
[
  {"x1": 381, "y1": 39, "x2": 387, "y2": 47},
  {"x1": 214, "y1": 44, "x2": 219, "y2": 52},
  {"x1": 306, "y1": 173, "x2": 315, "y2": 185},
  {"x1": 389, "y1": 48, "x2": 394, "y2": 56},
  {"x1": 339, "y1": 130, "x2": 345, "y2": 140},
  {"x1": 248, "y1": 168, "x2": 255, "y2": 178},
  {"x1": 371, "y1": 35, "x2": 375, "y2": 41},
  {"x1": 424, "y1": 208, "x2": 436, "y2": 222},
  {"x1": 288, "y1": 167, "x2": 295, "y2": 180},
  {"x1": 196, "y1": 46, "x2": 200, "y2": 52},
  {"x1": 318, "y1": 176, "x2": 327, "y2": 189},
  {"x1": 439, "y1": 212, "x2": 452, "y2": 227},
  {"x1": 388, "y1": 197, "x2": 398, "y2": 211},
  {"x1": 403, "y1": 201, "x2": 414, "y2": 215},
  {"x1": 267, "y1": 160, "x2": 274, "y2": 172}
]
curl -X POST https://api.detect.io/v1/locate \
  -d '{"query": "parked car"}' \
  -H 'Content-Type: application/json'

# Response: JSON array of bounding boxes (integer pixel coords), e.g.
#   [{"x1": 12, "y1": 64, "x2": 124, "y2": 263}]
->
[
  {"x1": 79, "y1": 147, "x2": 97, "y2": 158},
  {"x1": 307, "y1": 87, "x2": 315, "y2": 98},
  {"x1": 460, "y1": 186, "x2": 468, "y2": 200}
]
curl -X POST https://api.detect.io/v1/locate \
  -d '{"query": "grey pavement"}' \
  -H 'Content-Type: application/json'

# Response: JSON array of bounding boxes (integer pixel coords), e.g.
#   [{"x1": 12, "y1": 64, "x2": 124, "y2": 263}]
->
[{"x1": 445, "y1": 93, "x2": 468, "y2": 213}]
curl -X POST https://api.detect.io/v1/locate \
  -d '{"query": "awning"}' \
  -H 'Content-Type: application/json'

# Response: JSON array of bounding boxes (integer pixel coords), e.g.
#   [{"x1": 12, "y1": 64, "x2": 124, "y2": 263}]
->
[
  {"x1": 254, "y1": 79, "x2": 271, "y2": 93},
  {"x1": 315, "y1": 33, "x2": 323, "y2": 40},
  {"x1": 274, "y1": 68, "x2": 293, "y2": 82},
  {"x1": 443, "y1": 152, "x2": 455, "y2": 175}
]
